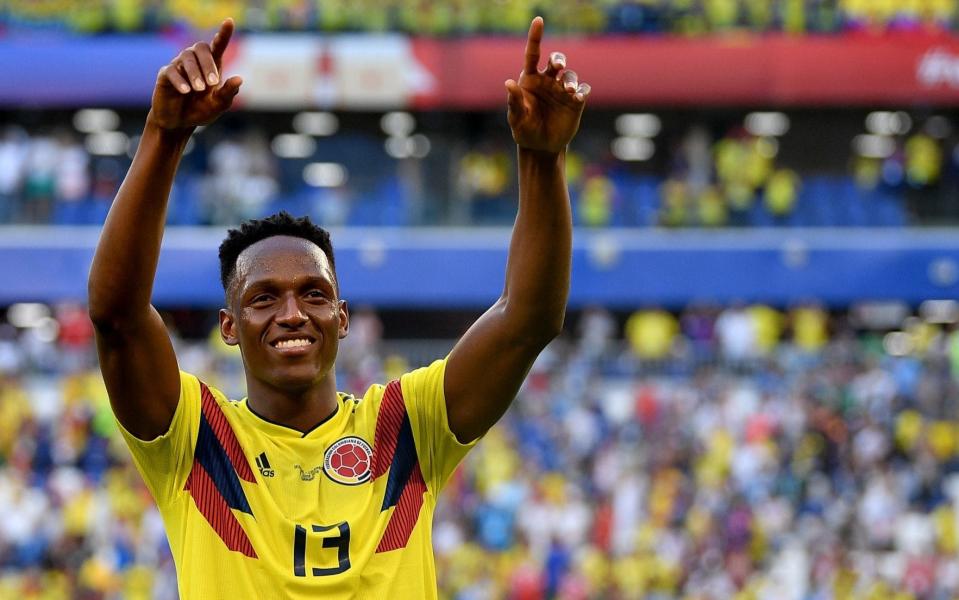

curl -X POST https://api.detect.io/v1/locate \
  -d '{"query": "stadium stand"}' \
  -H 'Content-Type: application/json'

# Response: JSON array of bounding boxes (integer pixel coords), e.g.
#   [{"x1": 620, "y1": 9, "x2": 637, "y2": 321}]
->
[
  {"x1": 1, "y1": 303, "x2": 959, "y2": 597},
  {"x1": 3, "y1": 0, "x2": 957, "y2": 35},
  {"x1": 2, "y1": 109, "x2": 950, "y2": 228}
]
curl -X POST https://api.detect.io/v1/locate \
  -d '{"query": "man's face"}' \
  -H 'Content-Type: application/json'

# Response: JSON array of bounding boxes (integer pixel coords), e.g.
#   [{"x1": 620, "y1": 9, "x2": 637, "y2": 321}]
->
[{"x1": 219, "y1": 235, "x2": 348, "y2": 392}]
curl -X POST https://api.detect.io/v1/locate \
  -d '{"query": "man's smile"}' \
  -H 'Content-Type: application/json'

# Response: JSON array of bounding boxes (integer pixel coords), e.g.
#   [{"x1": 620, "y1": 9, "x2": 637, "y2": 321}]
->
[{"x1": 269, "y1": 334, "x2": 317, "y2": 355}]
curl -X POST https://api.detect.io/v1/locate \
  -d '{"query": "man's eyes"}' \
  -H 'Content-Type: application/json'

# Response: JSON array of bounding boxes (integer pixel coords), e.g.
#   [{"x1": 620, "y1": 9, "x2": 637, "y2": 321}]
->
[
  {"x1": 248, "y1": 290, "x2": 329, "y2": 304},
  {"x1": 250, "y1": 290, "x2": 327, "y2": 304}
]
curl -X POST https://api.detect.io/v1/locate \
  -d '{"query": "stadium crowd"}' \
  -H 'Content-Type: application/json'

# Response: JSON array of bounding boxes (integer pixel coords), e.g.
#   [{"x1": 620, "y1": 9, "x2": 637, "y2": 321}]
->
[
  {"x1": 1, "y1": 301, "x2": 959, "y2": 598},
  {"x1": 3, "y1": 0, "x2": 958, "y2": 35},
  {"x1": 2, "y1": 113, "x2": 949, "y2": 228}
]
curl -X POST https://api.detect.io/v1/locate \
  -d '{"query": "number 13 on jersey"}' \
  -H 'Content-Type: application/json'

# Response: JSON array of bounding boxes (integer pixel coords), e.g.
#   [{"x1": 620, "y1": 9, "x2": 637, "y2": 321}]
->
[{"x1": 293, "y1": 522, "x2": 351, "y2": 577}]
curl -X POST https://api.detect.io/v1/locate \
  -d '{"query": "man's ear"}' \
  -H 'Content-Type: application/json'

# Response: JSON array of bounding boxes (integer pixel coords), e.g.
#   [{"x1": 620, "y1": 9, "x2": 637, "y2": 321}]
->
[
  {"x1": 219, "y1": 308, "x2": 239, "y2": 346},
  {"x1": 338, "y1": 299, "x2": 350, "y2": 340}
]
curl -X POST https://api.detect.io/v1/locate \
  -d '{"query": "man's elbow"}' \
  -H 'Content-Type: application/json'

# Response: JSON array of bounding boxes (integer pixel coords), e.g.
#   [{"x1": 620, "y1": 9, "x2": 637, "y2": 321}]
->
[
  {"x1": 87, "y1": 283, "x2": 131, "y2": 333},
  {"x1": 494, "y1": 297, "x2": 565, "y2": 349},
  {"x1": 87, "y1": 307, "x2": 121, "y2": 334},
  {"x1": 87, "y1": 282, "x2": 113, "y2": 328},
  {"x1": 511, "y1": 311, "x2": 565, "y2": 350},
  {"x1": 87, "y1": 301, "x2": 109, "y2": 330},
  {"x1": 537, "y1": 311, "x2": 565, "y2": 342}
]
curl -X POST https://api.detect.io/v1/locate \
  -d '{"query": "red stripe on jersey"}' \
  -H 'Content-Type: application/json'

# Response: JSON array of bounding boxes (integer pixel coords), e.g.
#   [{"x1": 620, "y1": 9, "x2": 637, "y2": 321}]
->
[
  {"x1": 375, "y1": 463, "x2": 427, "y2": 553},
  {"x1": 371, "y1": 380, "x2": 405, "y2": 478},
  {"x1": 184, "y1": 460, "x2": 258, "y2": 558},
  {"x1": 199, "y1": 382, "x2": 256, "y2": 483}
]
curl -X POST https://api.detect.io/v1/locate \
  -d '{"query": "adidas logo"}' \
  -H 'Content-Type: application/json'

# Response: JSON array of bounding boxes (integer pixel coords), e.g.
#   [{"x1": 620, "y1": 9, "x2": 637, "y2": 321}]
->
[{"x1": 255, "y1": 452, "x2": 275, "y2": 478}]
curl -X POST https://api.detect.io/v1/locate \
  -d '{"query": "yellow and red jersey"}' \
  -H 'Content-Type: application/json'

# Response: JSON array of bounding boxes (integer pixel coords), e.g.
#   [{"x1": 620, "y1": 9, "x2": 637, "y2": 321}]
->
[{"x1": 118, "y1": 358, "x2": 476, "y2": 599}]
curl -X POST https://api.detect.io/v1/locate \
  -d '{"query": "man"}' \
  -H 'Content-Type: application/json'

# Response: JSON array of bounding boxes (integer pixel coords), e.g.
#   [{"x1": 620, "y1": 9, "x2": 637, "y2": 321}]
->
[{"x1": 88, "y1": 16, "x2": 589, "y2": 599}]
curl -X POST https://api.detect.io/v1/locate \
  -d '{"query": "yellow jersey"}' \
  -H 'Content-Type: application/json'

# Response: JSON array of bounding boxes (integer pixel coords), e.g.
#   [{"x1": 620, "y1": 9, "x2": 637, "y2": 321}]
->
[{"x1": 118, "y1": 358, "x2": 476, "y2": 599}]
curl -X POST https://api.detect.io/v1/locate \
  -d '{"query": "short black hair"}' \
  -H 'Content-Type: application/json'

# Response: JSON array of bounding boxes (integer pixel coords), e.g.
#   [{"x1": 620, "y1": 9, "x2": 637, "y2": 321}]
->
[{"x1": 218, "y1": 211, "x2": 336, "y2": 296}]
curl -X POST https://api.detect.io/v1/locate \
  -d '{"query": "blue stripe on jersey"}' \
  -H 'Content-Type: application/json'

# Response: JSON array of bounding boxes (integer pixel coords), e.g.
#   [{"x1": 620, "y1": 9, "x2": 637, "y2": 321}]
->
[
  {"x1": 380, "y1": 414, "x2": 417, "y2": 511},
  {"x1": 195, "y1": 414, "x2": 253, "y2": 516}
]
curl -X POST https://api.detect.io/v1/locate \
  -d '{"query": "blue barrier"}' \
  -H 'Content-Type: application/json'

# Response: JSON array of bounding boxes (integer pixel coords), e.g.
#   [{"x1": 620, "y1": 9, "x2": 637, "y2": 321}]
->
[
  {"x1": 2, "y1": 227, "x2": 959, "y2": 308},
  {"x1": 0, "y1": 35, "x2": 178, "y2": 106}
]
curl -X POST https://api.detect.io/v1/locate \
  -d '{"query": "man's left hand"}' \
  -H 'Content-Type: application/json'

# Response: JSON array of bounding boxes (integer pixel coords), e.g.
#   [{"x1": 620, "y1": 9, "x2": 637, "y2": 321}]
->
[{"x1": 506, "y1": 17, "x2": 591, "y2": 154}]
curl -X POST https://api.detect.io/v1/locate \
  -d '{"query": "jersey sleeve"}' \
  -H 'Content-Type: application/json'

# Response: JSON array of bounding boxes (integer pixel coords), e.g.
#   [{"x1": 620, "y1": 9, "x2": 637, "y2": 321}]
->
[
  {"x1": 116, "y1": 370, "x2": 201, "y2": 506},
  {"x1": 400, "y1": 358, "x2": 479, "y2": 494}
]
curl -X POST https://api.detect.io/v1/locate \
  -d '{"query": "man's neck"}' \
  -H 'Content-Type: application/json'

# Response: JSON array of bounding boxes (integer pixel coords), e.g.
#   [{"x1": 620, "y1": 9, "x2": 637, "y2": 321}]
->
[{"x1": 245, "y1": 374, "x2": 340, "y2": 434}]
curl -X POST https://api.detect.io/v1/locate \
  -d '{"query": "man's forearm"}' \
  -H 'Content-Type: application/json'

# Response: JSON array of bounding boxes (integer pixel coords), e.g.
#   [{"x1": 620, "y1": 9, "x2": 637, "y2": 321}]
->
[
  {"x1": 88, "y1": 118, "x2": 193, "y2": 323},
  {"x1": 501, "y1": 147, "x2": 572, "y2": 341}
]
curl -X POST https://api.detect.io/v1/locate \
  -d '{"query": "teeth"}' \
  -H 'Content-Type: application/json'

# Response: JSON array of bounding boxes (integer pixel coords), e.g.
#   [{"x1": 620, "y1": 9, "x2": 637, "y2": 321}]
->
[{"x1": 276, "y1": 339, "x2": 311, "y2": 349}]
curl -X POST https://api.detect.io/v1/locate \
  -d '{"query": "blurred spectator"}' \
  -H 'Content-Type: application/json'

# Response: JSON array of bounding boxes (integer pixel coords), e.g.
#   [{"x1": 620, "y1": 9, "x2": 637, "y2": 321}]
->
[
  {"x1": 337, "y1": 306, "x2": 384, "y2": 392},
  {"x1": 659, "y1": 178, "x2": 689, "y2": 227},
  {"x1": 716, "y1": 303, "x2": 757, "y2": 361},
  {"x1": 54, "y1": 132, "x2": 89, "y2": 209},
  {"x1": 55, "y1": 303, "x2": 95, "y2": 372},
  {"x1": 748, "y1": 303, "x2": 784, "y2": 356},
  {"x1": 204, "y1": 133, "x2": 278, "y2": 224},
  {"x1": 578, "y1": 172, "x2": 616, "y2": 227},
  {"x1": 764, "y1": 168, "x2": 800, "y2": 218},
  {"x1": 789, "y1": 303, "x2": 829, "y2": 352},
  {"x1": 677, "y1": 126, "x2": 714, "y2": 194},
  {"x1": 576, "y1": 305, "x2": 616, "y2": 358},
  {"x1": 696, "y1": 185, "x2": 728, "y2": 227},
  {"x1": 853, "y1": 154, "x2": 883, "y2": 190},
  {"x1": 905, "y1": 131, "x2": 942, "y2": 188},
  {"x1": 681, "y1": 303, "x2": 718, "y2": 355},
  {"x1": 625, "y1": 307, "x2": 678, "y2": 360},
  {"x1": 0, "y1": 127, "x2": 28, "y2": 222},
  {"x1": 458, "y1": 147, "x2": 513, "y2": 224},
  {"x1": 22, "y1": 134, "x2": 58, "y2": 223}
]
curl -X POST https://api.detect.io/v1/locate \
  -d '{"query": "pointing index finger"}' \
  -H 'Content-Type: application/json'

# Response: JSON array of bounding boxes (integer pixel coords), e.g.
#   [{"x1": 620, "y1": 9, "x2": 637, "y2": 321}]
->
[
  {"x1": 211, "y1": 18, "x2": 235, "y2": 68},
  {"x1": 523, "y1": 16, "x2": 544, "y2": 75}
]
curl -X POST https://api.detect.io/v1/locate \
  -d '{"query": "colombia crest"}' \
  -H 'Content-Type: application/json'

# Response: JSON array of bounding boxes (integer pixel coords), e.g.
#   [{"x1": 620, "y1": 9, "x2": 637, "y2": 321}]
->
[{"x1": 323, "y1": 436, "x2": 373, "y2": 485}]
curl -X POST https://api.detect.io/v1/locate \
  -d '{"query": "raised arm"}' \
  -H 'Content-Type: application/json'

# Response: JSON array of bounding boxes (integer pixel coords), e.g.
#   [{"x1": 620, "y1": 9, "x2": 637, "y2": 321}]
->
[
  {"x1": 88, "y1": 20, "x2": 242, "y2": 440},
  {"x1": 444, "y1": 17, "x2": 590, "y2": 443}
]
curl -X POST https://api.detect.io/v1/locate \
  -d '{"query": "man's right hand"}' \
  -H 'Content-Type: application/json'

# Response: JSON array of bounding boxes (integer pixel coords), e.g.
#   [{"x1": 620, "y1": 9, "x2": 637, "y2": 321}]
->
[{"x1": 149, "y1": 18, "x2": 243, "y2": 132}]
